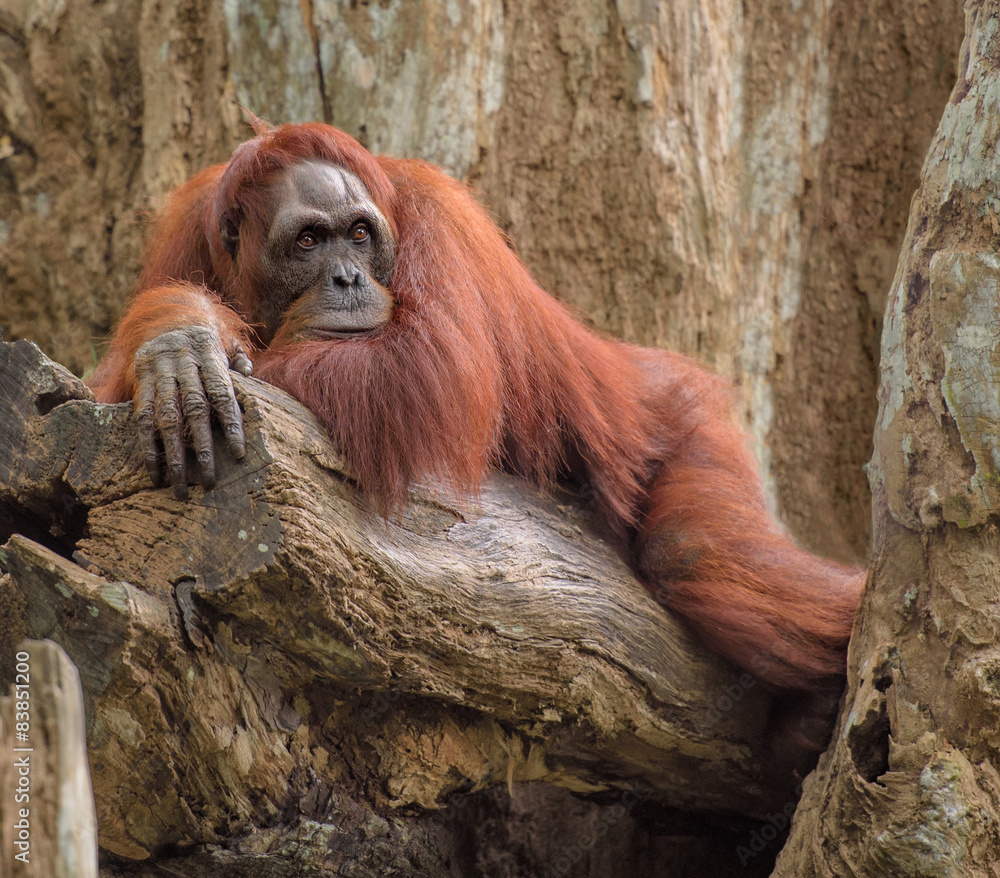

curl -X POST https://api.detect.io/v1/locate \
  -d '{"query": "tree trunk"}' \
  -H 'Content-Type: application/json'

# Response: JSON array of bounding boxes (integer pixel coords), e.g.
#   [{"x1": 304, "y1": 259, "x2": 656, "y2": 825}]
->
[{"x1": 773, "y1": 2, "x2": 1000, "y2": 874}]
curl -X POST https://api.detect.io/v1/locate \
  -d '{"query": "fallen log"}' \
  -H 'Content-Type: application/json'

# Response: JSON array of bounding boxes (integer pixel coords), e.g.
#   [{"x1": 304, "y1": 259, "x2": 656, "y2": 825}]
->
[{"x1": 0, "y1": 338, "x2": 799, "y2": 861}]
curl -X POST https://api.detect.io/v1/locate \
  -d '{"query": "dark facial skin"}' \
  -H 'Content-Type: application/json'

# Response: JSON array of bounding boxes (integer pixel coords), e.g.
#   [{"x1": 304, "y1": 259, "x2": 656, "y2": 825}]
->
[
  {"x1": 232, "y1": 160, "x2": 396, "y2": 344},
  {"x1": 137, "y1": 161, "x2": 398, "y2": 499}
]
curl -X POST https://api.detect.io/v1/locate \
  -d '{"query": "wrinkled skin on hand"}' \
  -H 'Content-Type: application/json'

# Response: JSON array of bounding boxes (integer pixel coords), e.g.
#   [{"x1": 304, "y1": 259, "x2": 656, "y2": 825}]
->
[
  {"x1": 133, "y1": 325, "x2": 252, "y2": 499},
  {"x1": 115, "y1": 159, "x2": 394, "y2": 499}
]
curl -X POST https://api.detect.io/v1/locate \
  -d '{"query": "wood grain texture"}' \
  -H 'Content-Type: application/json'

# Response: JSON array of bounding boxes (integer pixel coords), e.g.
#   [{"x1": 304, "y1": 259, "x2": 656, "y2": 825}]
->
[
  {"x1": 0, "y1": 339, "x2": 793, "y2": 859},
  {"x1": 0, "y1": 639, "x2": 98, "y2": 877}
]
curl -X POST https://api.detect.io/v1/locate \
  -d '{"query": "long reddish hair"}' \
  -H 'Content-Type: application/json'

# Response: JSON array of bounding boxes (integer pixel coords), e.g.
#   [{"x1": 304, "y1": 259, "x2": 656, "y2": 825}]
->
[{"x1": 245, "y1": 125, "x2": 664, "y2": 525}]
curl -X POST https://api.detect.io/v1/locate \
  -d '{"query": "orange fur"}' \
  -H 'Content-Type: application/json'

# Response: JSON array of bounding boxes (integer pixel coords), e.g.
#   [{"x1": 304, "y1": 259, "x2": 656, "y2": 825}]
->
[{"x1": 90, "y1": 123, "x2": 864, "y2": 691}]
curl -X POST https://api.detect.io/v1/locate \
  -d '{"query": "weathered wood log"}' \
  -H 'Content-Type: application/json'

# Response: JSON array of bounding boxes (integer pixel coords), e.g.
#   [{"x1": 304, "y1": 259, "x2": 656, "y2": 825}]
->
[
  {"x1": 0, "y1": 338, "x2": 803, "y2": 861},
  {"x1": 0, "y1": 638, "x2": 99, "y2": 877}
]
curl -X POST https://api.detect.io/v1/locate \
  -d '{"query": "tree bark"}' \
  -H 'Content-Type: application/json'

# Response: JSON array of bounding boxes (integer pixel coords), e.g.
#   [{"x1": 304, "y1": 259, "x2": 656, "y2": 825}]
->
[
  {"x1": 773, "y1": 2, "x2": 1000, "y2": 874},
  {"x1": 1, "y1": 337, "x2": 799, "y2": 874}
]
